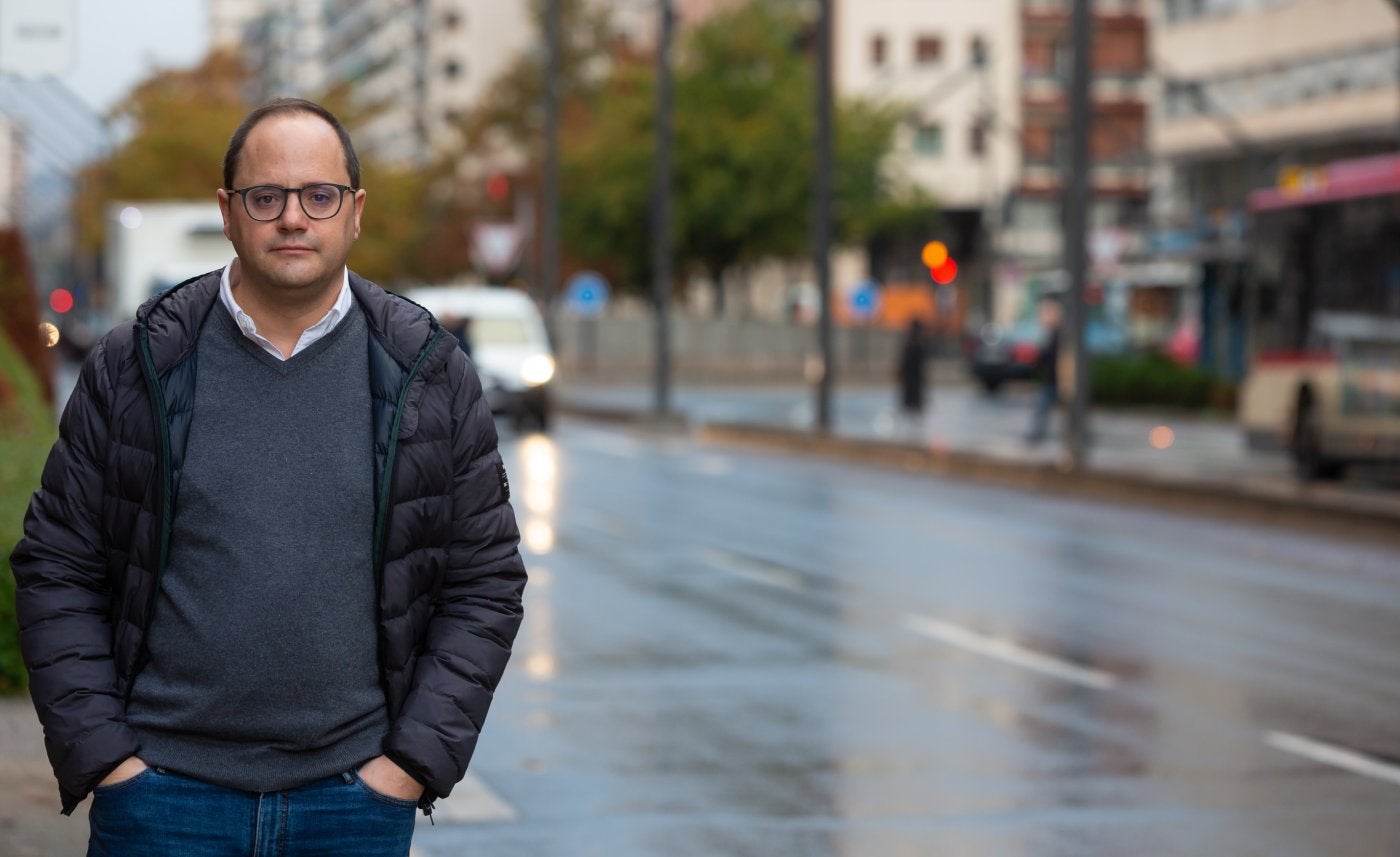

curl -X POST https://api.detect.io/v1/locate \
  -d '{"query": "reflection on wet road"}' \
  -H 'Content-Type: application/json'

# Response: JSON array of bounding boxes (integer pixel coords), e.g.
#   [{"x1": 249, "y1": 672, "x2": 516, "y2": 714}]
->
[{"x1": 412, "y1": 419, "x2": 1400, "y2": 857}]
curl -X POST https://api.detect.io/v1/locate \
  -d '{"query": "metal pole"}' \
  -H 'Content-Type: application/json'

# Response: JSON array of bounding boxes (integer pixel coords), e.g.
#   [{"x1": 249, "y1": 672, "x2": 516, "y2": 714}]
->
[
  {"x1": 541, "y1": 0, "x2": 561, "y2": 330},
  {"x1": 1063, "y1": 0, "x2": 1093, "y2": 471},
  {"x1": 813, "y1": 0, "x2": 834, "y2": 433},
  {"x1": 653, "y1": 0, "x2": 675, "y2": 418}
]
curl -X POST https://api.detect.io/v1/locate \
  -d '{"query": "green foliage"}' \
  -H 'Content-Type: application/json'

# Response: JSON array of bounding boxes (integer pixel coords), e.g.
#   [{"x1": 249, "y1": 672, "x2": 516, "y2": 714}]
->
[
  {"x1": 74, "y1": 50, "x2": 252, "y2": 256},
  {"x1": 0, "y1": 330, "x2": 55, "y2": 695},
  {"x1": 1091, "y1": 354, "x2": 1238, "y2": 411},
  {"x1": 555, "y1": 2, "x2": 905, "y2": 307}
]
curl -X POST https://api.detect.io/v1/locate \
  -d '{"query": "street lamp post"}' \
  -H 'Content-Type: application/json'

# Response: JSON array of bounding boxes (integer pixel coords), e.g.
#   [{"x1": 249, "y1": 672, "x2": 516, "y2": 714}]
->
[
  {"x1": 541, "y1": 0, "x2": 562, "y2": 332},
  {"x1": 1062, "y1": 0, "x2": 1093, "y2": 471},
  {"x1": 813, "y1": 0, "x2": 834, "y2": 433},
  {"x1": 653, "y1": 0, "x2": 675, "y2": 419}
]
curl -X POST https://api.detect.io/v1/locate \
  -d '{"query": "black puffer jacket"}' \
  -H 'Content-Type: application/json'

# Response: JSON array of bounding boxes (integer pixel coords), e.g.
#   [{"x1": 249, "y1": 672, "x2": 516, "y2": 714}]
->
[{"x1": 9, "y1": 270, "x2": 526, "y2": 815}]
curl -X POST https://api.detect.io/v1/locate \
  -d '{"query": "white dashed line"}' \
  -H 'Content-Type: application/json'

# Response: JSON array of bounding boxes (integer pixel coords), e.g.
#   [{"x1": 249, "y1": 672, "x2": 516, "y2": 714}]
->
[
  {"x1": 1265, "y1": 731, "x2": 1400, "y2": 788},
  {"x1": 699, "y1": 548, "x2": 807, "y2": 592},
  {"x1": 904, "y1": 615, "x2": 1119, "y2": 690}
]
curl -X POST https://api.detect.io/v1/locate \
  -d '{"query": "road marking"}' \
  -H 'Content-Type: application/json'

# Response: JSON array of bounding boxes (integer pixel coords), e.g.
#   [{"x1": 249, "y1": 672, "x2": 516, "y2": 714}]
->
[
  {"x1": 415, "y1": 771, "x2": 517, "y2": 826},
  {"x1": 904, "y1": 615, "x2": 1119, "y2": 690},
  {"x1": 1265, "y1": 731, "x2": 1400, "y2": 788},
  {"x1": 699, "y1": 548, "x2": 806, "y2": 592}
]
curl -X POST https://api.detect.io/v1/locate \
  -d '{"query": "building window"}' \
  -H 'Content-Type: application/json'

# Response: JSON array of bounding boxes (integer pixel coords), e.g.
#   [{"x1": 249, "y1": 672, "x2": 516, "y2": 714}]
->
[
  {"x1": 970, "y1": 36, "x2": 988, "y2": 69},
  {"x1": 444, "y1": 60, "x2": 463, "y2": 79},
  {"x1": 914, "y1": 35, "x2": 942, "y2": 65},
  {"x1": 443, "y1": 11, "x2": 462, "y2": 29},
  {"x1": 914, "y1": 123, "x2": 943, "y2": 157},
  {"x1": 871, "y1": 34, "x2": 887, "y2": 67},
  {"x1": 970, "y1": 120, "x2": 987, "y2": 157}
]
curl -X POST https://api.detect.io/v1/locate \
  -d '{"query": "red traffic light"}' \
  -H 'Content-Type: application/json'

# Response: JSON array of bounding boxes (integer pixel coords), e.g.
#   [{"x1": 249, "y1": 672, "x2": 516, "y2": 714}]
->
[
  {"x1": 486, "y1": 173, "x2": 510, "y2": 202},
  {"x1": 50, "y1": 288, "x2": 74, "y2": 313},
  {"x1": 930, "y1": 258, "x2": 958, "y2": 285}
]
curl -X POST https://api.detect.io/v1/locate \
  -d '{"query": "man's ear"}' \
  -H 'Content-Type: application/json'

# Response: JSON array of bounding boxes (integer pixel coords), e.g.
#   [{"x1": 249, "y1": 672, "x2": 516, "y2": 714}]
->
[
  {"x1": 217, "y1": 188, "x2": 233, "y2": 241},
  {"x1": 351, "y1": 188, "x2": 366, "y2": 241}
]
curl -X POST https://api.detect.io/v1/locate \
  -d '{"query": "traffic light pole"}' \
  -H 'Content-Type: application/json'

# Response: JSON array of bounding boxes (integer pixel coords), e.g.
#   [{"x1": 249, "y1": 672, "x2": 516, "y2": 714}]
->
[
  {"x1": 1063, "y1": 0, "x2": 1093, "y2": 471},
  {"x1": 813, "y1": 0, "x2": 834, "y2": 433},
  {"x1": 653, "y1": 0, "x2": 675, "y2": 419},
  {"x1": 541, "y1": 0, "x2": 561, "y2": 331}
]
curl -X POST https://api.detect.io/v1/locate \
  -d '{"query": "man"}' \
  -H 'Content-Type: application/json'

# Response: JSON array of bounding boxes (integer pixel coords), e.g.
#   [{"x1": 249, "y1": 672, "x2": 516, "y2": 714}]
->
[
  {"x1": 1025, "y1": 295, "x2": 1063, "y2": 445},
  {"x1": 9, "y1": 98, "x2": 527, "y2": 856}
]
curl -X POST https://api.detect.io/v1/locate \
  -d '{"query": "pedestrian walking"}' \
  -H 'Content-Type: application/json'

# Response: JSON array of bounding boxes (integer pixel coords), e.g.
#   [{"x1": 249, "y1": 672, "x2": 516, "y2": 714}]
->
[
  {"x1": 1025, "y1": 296, "x2": 1063, "y2": 444},
  {"x1": 8, "y1": 98, "x2": 527, "y2": 857}
]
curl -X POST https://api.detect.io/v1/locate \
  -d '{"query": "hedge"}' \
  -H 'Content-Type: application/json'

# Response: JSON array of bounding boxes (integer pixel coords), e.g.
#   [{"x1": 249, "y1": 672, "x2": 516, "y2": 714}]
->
[
  {"x1": 1, "y1": 329, "x2": 55, "y2": 695},
  {"x1": 1090, "y1": 353, "x2": 1237, "y2": 412}
]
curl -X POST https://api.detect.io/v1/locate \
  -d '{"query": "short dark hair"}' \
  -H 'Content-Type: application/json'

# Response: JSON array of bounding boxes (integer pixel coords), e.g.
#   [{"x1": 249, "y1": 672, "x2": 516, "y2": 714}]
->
[{"x1": 223, "y1": 98, "x2": 361, "y2": 190}]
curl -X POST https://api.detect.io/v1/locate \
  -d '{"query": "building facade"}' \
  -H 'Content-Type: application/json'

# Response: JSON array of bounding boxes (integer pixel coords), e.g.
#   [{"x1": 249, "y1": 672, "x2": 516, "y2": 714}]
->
[
  {"x1": 0, "y1": 115, "x2": 22, "y2": 230},
  {"x1": 245, "y1": 0, "x2": 328, "y2": 101},
  {"x1": 316, "y1": 0, "x2": 532, "y2": 165},
  {"x1": 209, "y1": 0, "x2": 268, "y2": 48},
  {"x1": 1151, "y1": 0, "x2": 1400, "y2": 374}
]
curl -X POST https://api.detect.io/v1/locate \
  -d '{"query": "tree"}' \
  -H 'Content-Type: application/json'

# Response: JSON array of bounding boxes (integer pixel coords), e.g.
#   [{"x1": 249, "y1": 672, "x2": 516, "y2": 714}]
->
[
  {"x1": 554, "y1": 3, "x2": 911, "y2": 314},
  {"x1": 73, "y1": 50, "x2": 252, "y2": 257}
]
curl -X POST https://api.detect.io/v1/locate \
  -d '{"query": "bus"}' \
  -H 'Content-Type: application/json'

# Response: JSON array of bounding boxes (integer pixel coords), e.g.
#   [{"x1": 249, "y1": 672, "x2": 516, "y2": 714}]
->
[{"x1": 1239, "y1": 152, "x2": 1400, "y2": 479}]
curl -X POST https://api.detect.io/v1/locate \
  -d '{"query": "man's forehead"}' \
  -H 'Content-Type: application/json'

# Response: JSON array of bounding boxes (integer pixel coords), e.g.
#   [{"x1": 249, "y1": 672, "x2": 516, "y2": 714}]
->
[{"x1": 237, "y1": 113, "x2": 347, "y2": 179}]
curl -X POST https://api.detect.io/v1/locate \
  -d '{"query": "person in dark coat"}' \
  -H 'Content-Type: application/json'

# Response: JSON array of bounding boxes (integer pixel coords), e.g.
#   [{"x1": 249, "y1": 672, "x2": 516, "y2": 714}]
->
[
  {"x1": 8, "y1": 98, "x2": 526, "y2": 856},
  {"x1": 897, "y1": 317, "x2": 930, "y2": 417}
]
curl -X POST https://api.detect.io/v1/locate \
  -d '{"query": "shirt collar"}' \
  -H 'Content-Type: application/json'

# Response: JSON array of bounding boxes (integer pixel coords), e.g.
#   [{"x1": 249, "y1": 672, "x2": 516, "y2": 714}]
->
[{"x1": 218, "y1": 260, "x2": 353, "y2": 360}]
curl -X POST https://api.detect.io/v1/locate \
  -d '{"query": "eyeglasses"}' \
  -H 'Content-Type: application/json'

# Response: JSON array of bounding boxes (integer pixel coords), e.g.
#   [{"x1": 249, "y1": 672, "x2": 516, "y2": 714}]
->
[{"x1": 229, "y1": 183, "x2": 353, "y2": 222}]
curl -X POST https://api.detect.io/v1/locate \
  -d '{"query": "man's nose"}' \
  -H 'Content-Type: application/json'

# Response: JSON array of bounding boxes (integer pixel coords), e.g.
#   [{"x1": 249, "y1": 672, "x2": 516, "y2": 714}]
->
[{"x1": 277, "y1": 192, "x2": 311, "y2": 228}]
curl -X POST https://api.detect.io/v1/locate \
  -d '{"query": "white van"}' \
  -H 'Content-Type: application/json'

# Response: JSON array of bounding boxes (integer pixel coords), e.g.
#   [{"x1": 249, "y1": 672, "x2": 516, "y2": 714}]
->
[{"x1": 403, "y1": 285, "x2": 555, "y2": 430}]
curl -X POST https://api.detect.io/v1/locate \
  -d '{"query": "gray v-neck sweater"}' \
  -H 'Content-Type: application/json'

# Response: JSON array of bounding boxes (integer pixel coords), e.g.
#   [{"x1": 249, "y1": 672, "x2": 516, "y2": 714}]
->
[{"x1": 126, "y1": 302, "x2": 388, "y2": 792}]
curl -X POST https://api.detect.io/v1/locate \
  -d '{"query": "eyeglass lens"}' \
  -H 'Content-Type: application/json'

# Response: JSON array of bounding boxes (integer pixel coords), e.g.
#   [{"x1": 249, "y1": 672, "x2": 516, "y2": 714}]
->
[{"x1": 241, "y1": 185, "x2": 346, "y2": 221}]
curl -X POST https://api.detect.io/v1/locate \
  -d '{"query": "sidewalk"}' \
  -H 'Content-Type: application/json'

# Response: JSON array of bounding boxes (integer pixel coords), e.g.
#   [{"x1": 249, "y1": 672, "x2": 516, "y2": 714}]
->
[
  {"x1": 0, "y1": 699, "x2": 87, "y2": 857},
  {"x1": 554, "y1": 375, "x2": 1400, "y2": 541}
]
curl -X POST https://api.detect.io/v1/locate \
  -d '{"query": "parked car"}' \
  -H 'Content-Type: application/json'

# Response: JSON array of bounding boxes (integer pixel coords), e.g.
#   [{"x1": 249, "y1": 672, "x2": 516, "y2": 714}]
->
[
  {"x1": 964, "y1": 316, "x2": 1130, "y2": 394},
  {"x1": 404, "y1": 285, "x2": 555, "y2": 430},
  {"x1": 964, "y1": 318, "x2": 1044, "y2": 394}
]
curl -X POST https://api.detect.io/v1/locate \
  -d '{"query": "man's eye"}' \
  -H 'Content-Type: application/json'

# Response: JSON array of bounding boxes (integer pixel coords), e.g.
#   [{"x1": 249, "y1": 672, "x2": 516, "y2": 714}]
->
[
  {"x1": 251, "y1": 191, "x2": 282, "y2": 207},
  {"x1": 307, "y1": 189, "x2": 335, "y2": 205}
]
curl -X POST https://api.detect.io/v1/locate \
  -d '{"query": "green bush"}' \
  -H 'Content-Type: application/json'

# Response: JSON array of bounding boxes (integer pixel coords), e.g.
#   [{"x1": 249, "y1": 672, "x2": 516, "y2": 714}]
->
[
  {"x1": 1090, "y1": 353, "x2": 1237, "y2": 411},
  {"x1": 1, "y1": 329, "x2": 55, "y2": 695}
]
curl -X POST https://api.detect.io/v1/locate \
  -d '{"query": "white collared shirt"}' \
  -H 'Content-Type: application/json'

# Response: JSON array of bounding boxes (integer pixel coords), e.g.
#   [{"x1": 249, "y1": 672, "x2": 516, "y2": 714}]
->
[{"x1": 218, "y1": 260, "x2": 353, "y2": 360}]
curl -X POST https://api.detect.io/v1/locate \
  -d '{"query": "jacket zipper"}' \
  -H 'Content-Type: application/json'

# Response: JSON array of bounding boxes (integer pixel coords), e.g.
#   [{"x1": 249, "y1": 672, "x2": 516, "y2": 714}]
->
[
  {"x1": 372, "y1": 327, "x2": 445, "y2": 571},
  {"x1": 128, "y1": 321, "x2": 174, "y2": 702}
]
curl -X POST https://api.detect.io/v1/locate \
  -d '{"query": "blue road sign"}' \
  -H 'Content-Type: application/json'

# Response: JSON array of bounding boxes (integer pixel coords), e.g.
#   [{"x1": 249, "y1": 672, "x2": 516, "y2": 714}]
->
[
  {"x1": 848, "y1": 279, "x2": 880, "y2": 321},
  {"x1": 565, "y1": 271, "x2": 610, "y2": 317}
]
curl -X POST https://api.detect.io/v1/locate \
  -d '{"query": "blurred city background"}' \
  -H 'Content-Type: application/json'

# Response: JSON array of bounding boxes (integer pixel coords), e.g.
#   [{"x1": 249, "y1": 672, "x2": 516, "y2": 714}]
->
[{"x1": 1, "y1": 0, "x2": 1400, "y2": 854}]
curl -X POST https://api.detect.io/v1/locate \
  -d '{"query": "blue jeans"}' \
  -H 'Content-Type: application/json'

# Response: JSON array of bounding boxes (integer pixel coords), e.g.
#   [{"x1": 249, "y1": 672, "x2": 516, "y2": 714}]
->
[
  {"x1": 87, "y1": 767, "x2": 417, "y2": 857},
  {"x1": 1026, "y1": 382, "x2": 1058, "y2": 443}
]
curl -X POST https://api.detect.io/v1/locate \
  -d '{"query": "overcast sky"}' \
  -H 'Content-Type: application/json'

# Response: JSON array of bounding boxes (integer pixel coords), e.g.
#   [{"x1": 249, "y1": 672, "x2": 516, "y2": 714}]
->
[{"x1": 56, "y1": 0, "x2": 209, "y2": 114}]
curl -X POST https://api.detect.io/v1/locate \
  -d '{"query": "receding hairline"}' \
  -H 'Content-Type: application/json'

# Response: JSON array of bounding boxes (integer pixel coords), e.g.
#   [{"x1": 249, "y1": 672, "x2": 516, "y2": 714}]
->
[{"x1": 223, "y1": 99, "x2": 361, "y2": 190}]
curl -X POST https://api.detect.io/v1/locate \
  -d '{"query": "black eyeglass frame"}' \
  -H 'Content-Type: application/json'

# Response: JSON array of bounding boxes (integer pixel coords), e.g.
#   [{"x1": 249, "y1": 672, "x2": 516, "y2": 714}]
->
[{"x1": 228, "y1": 183, "x2": 355, "y2": 222}]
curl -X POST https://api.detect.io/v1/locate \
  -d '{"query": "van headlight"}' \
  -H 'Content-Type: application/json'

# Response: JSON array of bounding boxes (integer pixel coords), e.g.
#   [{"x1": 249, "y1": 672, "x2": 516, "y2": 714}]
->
[{"x1": 521, "y1": 354, "x2": 555, "y2": 386}]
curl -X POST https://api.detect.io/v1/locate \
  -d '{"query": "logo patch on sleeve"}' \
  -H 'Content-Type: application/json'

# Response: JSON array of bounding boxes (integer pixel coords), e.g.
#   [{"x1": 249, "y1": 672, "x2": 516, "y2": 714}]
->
[{"x1": 497, "y1": 461, "x2": 511, "y2": 500}]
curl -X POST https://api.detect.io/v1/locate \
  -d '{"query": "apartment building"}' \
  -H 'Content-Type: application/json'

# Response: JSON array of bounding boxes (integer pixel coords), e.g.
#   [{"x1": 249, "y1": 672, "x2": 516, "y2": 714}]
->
[
  {"x1": 837, "y1": 0, "x2": 1021, "y2": 302},
  {"x1": 210, "y1": 0, "x2": 268, "y2": 48},
  {"x1": 0, "y1": 114, "x2": 22, "y2": 230},
  {"x1": 238, "y1": 0, "x2": 533, "y2": 166},
  {"x1": 315, "y1": 0, "x2": 532, "y2": 165},
  {"x1": 245, "y1": 0, "x2": 328, "y2": 100},
  {"x1": 1151, "y1": 0, "x2": 1400, "y2": 373}
]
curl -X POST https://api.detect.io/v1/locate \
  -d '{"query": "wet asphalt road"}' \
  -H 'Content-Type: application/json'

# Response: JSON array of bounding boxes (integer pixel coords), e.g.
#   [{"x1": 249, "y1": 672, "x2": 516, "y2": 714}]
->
[{"x1": 411, "y1": 419, "x2": 1400, "y2": 857}]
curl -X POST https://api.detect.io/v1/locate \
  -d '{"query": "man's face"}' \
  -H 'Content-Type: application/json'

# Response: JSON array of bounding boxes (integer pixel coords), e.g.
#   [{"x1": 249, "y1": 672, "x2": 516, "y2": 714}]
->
[{"x1": 217, "y1": 113, "x2": 365, "y2": 301}]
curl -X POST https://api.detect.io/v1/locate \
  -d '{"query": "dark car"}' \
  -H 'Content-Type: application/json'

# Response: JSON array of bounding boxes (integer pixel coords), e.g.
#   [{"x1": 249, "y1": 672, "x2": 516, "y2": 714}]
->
[
  {"x1": 965, "y1": 316, "x2": 1129, "y2": 393},
  {"x1": 964, "y1": 318, "x2": 1045, "y2": 393}
]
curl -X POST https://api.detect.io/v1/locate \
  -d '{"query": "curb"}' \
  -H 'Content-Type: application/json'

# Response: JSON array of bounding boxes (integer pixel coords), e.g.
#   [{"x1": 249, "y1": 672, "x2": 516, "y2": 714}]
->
[{"x1": 691, "y1": 421, "x2": 1400, "y2": 548}]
